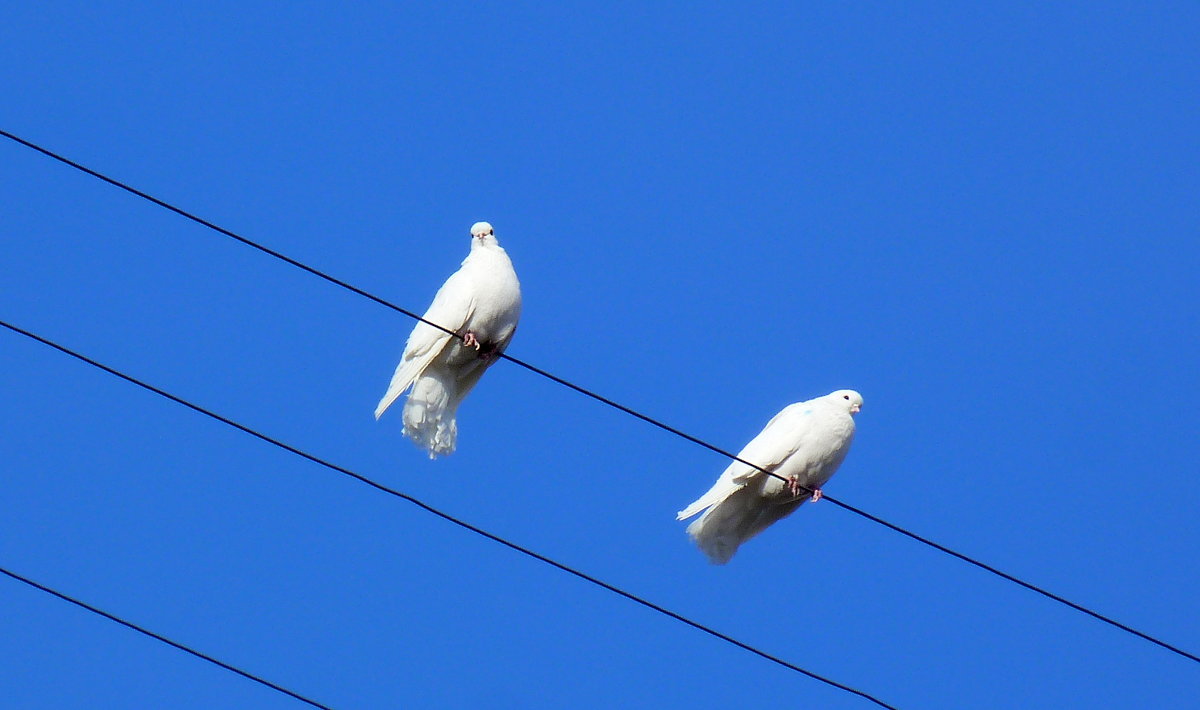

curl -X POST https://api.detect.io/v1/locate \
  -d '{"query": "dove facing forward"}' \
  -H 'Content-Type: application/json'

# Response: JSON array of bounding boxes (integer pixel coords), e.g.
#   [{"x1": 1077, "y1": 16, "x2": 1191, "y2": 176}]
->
[
  {"x1": 677, "y1": 389, "x2": 863, "y2": 564},
  {"x1": 375, "y1": 222, "x2": 522, "y2": 458}
]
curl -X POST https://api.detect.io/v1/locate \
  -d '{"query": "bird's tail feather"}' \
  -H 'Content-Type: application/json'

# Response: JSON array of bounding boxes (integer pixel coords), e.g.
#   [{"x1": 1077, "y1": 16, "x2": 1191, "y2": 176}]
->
[
  {"x1": 685, "y1": 491, "x2": 762, "y2": 565},
  {"x1": 401, "y1": 372, "x2": 460, "y2": 458},
  {"x1": 677, "y1": 479, "x2": 739, "y2": 521},
  {"x1": 688, "y1": 492, "x2": 805, "y2": 564},
  {"x1": 686, "y1": 507, "x2": 742, "y2": 565}
]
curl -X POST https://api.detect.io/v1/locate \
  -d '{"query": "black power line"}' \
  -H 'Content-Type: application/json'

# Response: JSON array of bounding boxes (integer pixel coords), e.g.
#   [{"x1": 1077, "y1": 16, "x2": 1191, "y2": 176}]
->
[
  {"x1": 0, "y1": 565, "x2": 334, "y2": 709},
  {"x1": 0, "y1": 319, "x2": 898, "y2": 710},
  {"x1": 3, "y1": 129, "x2": 1197, "y2": 667}
]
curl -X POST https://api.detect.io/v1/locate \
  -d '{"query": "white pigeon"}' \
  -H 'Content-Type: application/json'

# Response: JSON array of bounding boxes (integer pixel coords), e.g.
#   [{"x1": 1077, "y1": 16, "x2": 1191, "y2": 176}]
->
[
  {"x1": 677, "y1": 389, "x2": 863, "y2": 564},
  {"x1": 375, "y1": 221, "x2": 522, "y2": 458}
]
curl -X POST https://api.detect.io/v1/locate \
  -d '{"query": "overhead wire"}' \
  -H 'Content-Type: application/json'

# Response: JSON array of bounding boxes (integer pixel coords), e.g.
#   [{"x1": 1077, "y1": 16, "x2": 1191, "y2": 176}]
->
[
  {"x1": 0, "y1": 565, "x2": 334, "y2": 709},
  {"x1": 2, "y1": 129, "x2": 1196, "y2": 666},
  {"x1": 0, "y1": 318, "x2": 899, "y2": 710}
]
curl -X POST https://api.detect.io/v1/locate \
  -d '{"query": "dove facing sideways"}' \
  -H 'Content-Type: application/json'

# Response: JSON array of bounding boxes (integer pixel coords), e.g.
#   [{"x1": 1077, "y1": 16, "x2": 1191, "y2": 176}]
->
[
  {"x1": 677, "y1": 389, "x2": 863, "y2": 564},
  {"x1": 375, "y1": 221, "x2": 522, "y2": 458}
]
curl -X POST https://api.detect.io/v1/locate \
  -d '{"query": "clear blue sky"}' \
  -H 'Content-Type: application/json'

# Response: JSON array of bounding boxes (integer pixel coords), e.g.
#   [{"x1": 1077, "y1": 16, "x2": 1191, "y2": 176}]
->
[{"x1": 2, "y1": 2, "x2": 1197, "y2": 708}]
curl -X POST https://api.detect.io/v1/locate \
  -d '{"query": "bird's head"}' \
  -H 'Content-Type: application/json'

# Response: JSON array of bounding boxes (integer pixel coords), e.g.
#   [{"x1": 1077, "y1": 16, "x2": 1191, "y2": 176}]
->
[
  {"x1": 830, "y1": 389, "x2": 863, "y2": 415},
  {"x1": 470, "y1": 221, "x2": 498, "y2": 247}
]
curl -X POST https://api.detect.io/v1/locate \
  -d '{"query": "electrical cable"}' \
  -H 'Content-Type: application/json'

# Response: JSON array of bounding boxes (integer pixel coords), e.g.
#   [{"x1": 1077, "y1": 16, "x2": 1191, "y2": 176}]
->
[
  {"x1": 0, "y1": 565, "x2": 334, "y2": 709},
  {"x1": 3, "y1": 128, "x2": 1196, "y2": 666},
  {"x1": 0, "y1": 318, "x2": 898, "y2": 710}
]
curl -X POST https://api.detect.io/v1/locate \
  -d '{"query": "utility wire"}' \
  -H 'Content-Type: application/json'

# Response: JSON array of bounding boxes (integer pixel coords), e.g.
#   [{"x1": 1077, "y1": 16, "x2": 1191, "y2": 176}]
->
[
  {"x1": 0, "y1": 565, "x2": 334, "y2": 709},
  {"x1": 3, "y1": 129, "x2": 1197, "y2": 667},
  {"x1": 0, "y1": 319, "x2": 898, "y2": 710}
]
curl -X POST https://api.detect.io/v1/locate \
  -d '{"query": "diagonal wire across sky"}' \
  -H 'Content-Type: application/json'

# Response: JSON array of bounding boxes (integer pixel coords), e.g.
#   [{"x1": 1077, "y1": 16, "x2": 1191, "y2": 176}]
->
[
  {"x1": 0, "y1": 565, "x2": 335, "y2": 710},
  {"x1": 0, "y1": 318, "x2": 899, "y2": 710},
  {"x1": 2, "y1": 129, "x2": 1194, "y2": 667}
]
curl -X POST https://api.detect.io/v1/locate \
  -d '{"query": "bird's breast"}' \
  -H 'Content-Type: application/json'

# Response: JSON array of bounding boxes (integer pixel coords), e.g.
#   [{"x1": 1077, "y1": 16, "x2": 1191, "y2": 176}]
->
[{"x1": 463, "y1": 257, "x2": 521, "y2": 331}]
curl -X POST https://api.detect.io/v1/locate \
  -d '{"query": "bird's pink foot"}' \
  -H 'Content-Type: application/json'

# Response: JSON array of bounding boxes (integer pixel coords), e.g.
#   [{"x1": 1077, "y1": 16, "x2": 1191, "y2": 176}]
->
[
  {"x1": 786, "y1": 476, "x2": 807, "y2": 498},
  {"x1": 810, "y1": 488, "x2": 823, "y2": 503},
  {"x1": 462, "y1": 332, "x2": 481, "y2": 350}
]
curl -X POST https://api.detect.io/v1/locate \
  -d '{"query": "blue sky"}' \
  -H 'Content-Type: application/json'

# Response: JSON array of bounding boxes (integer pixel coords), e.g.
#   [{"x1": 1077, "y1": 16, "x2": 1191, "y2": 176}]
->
[{"x1": 1, "y1": 2, "x2": 1197, "y2": 708}]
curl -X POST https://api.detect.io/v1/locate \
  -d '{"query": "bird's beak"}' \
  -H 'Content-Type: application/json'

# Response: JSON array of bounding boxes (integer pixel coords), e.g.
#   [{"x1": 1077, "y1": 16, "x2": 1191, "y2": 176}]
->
[{"x1": 851, "y1": 403, "x2": 861, "y2": 414}]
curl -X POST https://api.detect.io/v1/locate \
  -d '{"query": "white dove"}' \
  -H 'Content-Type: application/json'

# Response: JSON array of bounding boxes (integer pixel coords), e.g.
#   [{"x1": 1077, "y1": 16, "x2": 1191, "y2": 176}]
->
[
  {"x1": 375, "y1": 221, "x2": 522, "y2": 458},
  {"x1": 677, "y1": 389, "x2": 863, "y2": 564}
]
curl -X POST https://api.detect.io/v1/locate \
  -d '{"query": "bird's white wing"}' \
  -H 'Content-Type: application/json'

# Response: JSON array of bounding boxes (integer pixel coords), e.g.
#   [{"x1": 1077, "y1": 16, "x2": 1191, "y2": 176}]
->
[
  {"x1": 676, "y1": 404, "x2": 807, "y2": 520},
  {"x1": 374, "y1": 269, "x2": 476, "y2": 419}
]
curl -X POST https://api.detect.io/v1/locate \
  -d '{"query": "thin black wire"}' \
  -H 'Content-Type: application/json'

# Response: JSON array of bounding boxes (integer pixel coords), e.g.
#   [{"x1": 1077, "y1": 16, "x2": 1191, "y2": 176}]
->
[
  {"x1": 0, "y1": 319, "x2": 897, "y2": 710},
  {"x1": 3, "y1": 129, "x2": 1197, "y2": 667},
  {"x1": 0, "y1": 565, "x2": 333, "y2": 709}
]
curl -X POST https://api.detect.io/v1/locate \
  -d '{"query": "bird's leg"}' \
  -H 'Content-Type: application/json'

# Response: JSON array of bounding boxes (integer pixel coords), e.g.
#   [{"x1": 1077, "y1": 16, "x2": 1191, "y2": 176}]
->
[
  {"x1": 461, "y1": 331, "x2": 481, "y2": 350},
  {"x1": 785, "y1": 476, "x2": 823, "y2": 503}
]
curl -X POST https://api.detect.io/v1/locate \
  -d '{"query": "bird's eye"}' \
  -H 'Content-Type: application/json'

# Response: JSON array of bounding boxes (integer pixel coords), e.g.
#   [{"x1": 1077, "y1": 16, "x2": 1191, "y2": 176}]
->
[{"x1": 843, "y1": 395, "x2": 850, "y2": 400}]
